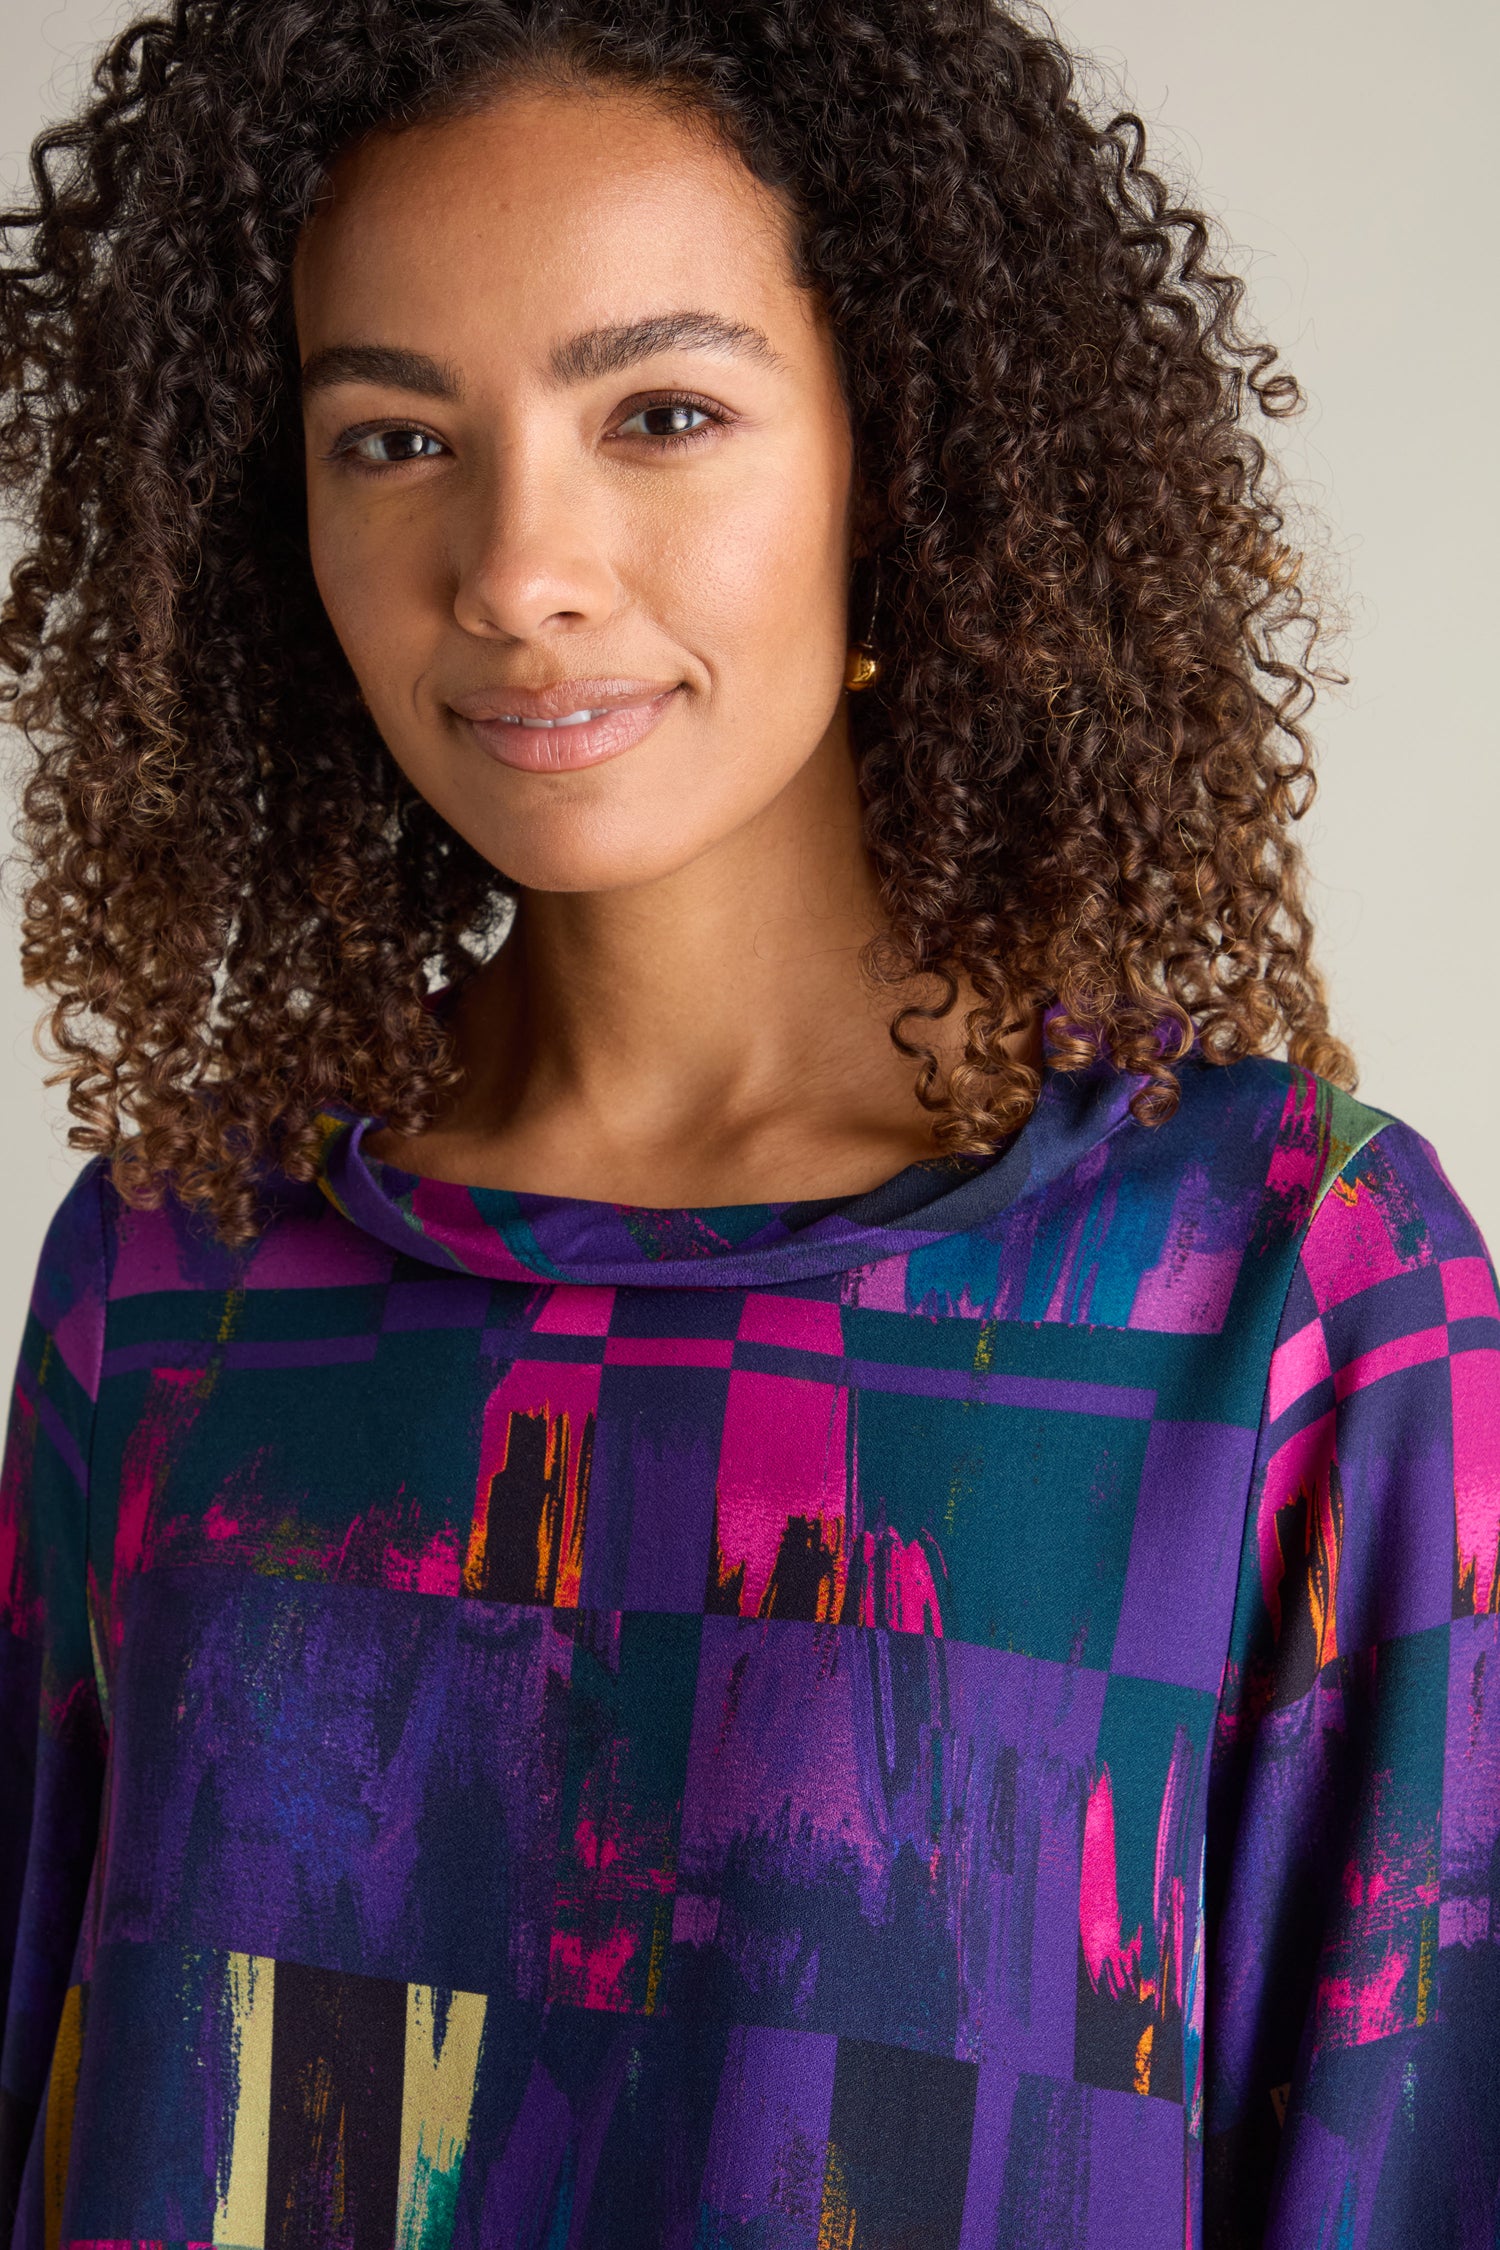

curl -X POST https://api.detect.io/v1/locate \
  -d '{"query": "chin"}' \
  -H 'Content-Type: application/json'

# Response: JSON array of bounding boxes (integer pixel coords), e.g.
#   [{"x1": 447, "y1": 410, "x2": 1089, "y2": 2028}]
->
[{"x1": 475, "y1": 804, "x2": 743, "y2": 896}]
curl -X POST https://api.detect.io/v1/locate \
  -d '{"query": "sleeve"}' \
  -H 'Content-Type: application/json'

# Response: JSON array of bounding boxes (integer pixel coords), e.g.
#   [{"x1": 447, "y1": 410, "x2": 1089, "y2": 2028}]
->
[
  {"x1": 1203, "y1": 1119, "x2": 1500, "y2": 2248},
  {"x1": 0, "y1": 1162, "x2": 109, "y2": 2246}
]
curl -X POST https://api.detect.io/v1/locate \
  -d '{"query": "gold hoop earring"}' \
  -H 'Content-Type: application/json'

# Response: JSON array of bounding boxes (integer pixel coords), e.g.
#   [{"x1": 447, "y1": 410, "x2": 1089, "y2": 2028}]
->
[{"x1": 844, "y1": 554, "x2": 883, "y2": 692}]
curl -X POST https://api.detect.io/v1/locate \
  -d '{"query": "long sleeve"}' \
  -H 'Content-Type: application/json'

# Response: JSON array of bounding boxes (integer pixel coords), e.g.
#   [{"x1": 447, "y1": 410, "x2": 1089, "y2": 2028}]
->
[
  {"x1": 0, "y1": 1164, "x2": 108, "y2": 2246},
  {"x1": 1204, "y1": 1119, "x2": 1500, "y2": 2246}
]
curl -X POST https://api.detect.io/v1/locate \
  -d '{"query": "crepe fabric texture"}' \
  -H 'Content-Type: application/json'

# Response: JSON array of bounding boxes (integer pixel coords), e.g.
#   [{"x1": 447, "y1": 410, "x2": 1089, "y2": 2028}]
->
[{"x1": 3, "y1": 1048, "x2": 1500, "y2": 2248}]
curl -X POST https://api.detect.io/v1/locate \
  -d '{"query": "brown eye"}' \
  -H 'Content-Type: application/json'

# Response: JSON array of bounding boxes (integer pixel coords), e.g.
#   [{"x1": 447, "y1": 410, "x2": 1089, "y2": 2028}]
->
[
  {"x1": 617, "y1": 402, "x2": 714, "y2": 440},
  {"x1": 344, "y1": 427, "x2": 446, "y2": 466}
]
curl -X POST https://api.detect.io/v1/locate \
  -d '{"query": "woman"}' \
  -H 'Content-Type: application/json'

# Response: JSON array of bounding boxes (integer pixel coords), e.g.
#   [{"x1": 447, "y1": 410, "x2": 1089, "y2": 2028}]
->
[{"x1": 0, "y1": 1, "x2": 1494, "y2": 2244}]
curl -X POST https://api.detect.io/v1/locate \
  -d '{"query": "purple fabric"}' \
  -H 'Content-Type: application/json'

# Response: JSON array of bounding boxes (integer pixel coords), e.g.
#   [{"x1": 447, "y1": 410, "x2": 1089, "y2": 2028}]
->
[{"x1": 0, "y1": 1053, "x2": 1497, "y2": 2247}]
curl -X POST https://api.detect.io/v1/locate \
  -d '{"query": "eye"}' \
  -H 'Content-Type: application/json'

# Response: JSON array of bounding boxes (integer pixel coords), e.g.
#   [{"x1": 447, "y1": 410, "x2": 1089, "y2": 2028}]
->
[
  {"x1": 613, "y1": 398, "x2": 723, "y2": 445},
  {"x1": 336, "y1": 425, "x2": 448, "y2": 469}
]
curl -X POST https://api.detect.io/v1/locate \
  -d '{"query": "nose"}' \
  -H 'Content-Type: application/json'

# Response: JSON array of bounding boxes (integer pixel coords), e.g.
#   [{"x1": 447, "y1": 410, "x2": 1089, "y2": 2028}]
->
[{"x1": 450, "y1": 459, "x2": 620, "y2": 642}]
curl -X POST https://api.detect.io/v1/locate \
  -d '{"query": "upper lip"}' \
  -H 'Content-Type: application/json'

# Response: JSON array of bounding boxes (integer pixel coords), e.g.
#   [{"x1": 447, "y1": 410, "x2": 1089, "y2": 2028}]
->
[{"x1": 449, "y1": 678, "x2": 679, "y2": 724}]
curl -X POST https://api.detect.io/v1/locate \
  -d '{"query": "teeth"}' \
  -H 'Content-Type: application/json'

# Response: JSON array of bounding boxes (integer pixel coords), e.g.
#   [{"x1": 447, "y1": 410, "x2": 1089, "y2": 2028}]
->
[{"x1": 497, "y1": 709, "x2": 604, "y2": 728}]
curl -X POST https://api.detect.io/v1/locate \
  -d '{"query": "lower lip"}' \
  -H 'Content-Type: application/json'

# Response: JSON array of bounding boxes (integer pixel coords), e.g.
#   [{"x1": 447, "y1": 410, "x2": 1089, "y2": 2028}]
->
[{"x1": 462, "y1": 689, "x2": 680, "y2": 774}]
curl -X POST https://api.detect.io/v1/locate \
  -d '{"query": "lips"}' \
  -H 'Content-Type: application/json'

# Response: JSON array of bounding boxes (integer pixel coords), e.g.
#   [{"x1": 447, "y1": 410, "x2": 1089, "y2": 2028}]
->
[{"x1": 450, "y1": 678, "x2": 682, "y2": 774}]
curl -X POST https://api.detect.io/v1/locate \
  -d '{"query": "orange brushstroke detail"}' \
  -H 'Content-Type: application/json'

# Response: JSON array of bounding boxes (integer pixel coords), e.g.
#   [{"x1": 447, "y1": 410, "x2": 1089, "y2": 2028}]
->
[{"x1": 1133, "y1": 2022, "x2": 1154, "y2": 2095}]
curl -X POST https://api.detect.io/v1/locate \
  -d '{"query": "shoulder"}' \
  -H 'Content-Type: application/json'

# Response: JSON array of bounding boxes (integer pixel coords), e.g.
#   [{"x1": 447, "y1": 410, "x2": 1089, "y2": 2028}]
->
[
  {"x1": 62, "y1": 1144, "x2": 387, "y2": 1305},
  {"x1": 1139, "y1": 1051, "x2": 1488, "y2": 1249},
  {"x1": 1159, "y1": 1051, "x2": 1389, "y2": 1213},
  {"x1": 1230, "y1": 1105, "x2": 1496, "y2": 1679},
  {"x1": 8, "y1": 1160, "x2": 114, "y2": 1493},
  {"x1": 1315, "y1": 1109, "x2": 1486, "y2": 1251},
  {"x1": 1170, "y1": 1050, "x2": 1491, "y2": 1273},
  {"x1": 26, "y1": 1157, "x2": 112, "y2": 1364},
  {"x1": 1287, "y1": 1108, "x2": 1493, "y2": 1347},
  {"x1": 23, "y1": 1148, "x2": 357, "y2": 1341},
  {"x1": 1250, "y1": 1100, "x2": 1496, "y2": 1636},
  {"x1": 1055, "y1": 1052, "x2": 1485, "y2": 1348}
]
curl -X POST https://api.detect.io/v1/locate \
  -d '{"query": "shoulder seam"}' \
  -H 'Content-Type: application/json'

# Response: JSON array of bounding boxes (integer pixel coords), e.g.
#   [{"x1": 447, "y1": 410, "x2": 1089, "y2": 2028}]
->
[
  {"x1": 1247, "y1": 1096, "x2": 1394, "y2": 1478},
  {"x1": 1306, "y1": 1110, "x2": 1394, "y2": 1232},
  {"x1": 1213, "y1": 1098, "x2": 1395, "y2": 1771}
]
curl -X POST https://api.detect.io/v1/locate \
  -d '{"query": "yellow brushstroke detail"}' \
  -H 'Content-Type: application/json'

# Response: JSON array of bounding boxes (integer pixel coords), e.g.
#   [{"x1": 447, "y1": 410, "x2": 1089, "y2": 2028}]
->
[
  {"x1": 642, "y1": 1836, "x2": 678, "y2": 2017},
  {"x1": 214, "y1": 1952, "x2": 274, "y2": 2249},
  {"x1": 43, "y1": 1984, "x2": 84, "y2": 2250},
  {"x1": 817, "y1": 2143, "x2": 858, "y2": 2250},
  {"x1": 1133, "y1": 2021, "x2": 1154, "y2": 2096},
  {"x1": 310, "y1": 1111, "x2": 357, "y2": 1222},
  {"x1": 311, "y1": 1109, "x2": 347, "y2": 1156},
  {"x1": 87, "y1": 1598, "x2": 111, "y2": 1728},
  {"x1": 217, "y1": 1285, "x2": 247, "y2": 1347},
  {"x1": 1416, "y1": 1920, "x2": 1434, "y2": 2025},
  {"x1": 396, "y1": 1984, "x2": 488, "y2": 2250}
]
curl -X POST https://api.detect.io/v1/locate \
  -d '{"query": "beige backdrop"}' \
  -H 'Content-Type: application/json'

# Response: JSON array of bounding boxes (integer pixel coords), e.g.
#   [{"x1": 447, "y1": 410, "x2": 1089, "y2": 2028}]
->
[{"x1": 2, "y1": 0, "x2": 1496, "y2": 1375}]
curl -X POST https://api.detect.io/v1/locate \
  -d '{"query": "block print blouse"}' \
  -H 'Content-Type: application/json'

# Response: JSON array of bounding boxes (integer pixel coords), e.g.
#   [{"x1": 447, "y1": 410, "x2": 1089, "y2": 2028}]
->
[{"x1": 2, "y1": 1048, "x2": 1499, "y2": 2250}]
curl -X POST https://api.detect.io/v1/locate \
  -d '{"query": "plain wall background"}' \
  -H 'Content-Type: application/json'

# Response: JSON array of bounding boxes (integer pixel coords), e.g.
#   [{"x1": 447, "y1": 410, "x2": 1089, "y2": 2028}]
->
[{"x1": 0, "y1": 0, "x2": 1496, "y2": 1378}]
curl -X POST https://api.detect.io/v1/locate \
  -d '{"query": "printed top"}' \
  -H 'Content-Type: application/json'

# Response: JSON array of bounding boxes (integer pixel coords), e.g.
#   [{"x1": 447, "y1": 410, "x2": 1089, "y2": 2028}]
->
[{"x1": 2, "y1": 1043, "x2": 1499, "y2": 2250}]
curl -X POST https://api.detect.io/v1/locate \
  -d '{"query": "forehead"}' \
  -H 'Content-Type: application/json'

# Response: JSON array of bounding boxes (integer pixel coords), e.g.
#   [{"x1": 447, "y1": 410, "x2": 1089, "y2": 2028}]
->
[{"x1": 293, "y1": 84, "x2": 812, "y2": 355}]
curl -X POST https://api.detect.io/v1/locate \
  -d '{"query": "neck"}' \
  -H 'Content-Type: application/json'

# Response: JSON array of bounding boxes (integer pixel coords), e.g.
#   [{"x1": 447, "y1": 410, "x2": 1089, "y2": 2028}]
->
[{"x1": 381, "y1": 718, "x2": 1027, "y2": 1203}]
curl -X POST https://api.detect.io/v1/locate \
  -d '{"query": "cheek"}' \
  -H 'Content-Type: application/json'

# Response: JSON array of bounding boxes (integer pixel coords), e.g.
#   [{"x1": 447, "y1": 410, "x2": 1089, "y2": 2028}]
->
[
  {"x1": 655, "y1": 437, "x2": 851, "y2": 714},
  {"x1": 306, "y1": 483, "x2": 438, "y2": 695}
]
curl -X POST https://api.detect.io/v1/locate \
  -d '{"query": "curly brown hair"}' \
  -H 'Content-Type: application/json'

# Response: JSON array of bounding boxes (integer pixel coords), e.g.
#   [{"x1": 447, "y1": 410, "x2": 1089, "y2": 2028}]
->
[{"x1": 0, "y1": 0, "x2": 1353, "y2": 1244}]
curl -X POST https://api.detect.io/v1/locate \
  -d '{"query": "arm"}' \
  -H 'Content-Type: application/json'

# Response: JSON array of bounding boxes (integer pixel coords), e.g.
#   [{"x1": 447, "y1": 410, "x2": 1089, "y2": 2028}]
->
[
  {"x1": 0, "y1": 1163, "x2": 109, "y2": 2245},
  {"x1": 1204, "y1": 1119, "x2": 1500, "y2": 2248}
]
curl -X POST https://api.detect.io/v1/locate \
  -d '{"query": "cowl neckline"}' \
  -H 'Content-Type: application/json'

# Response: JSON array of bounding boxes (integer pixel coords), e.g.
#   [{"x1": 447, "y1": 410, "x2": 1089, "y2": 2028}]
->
[{"x1": 311, "y1": 1031, "x2": 1146, "y2": 1289}]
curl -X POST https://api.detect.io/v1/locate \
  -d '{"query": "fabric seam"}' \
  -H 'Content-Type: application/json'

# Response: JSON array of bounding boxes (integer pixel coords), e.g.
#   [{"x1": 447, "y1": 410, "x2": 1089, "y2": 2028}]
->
[
  {"x1": 1197, "y1": 1107, "x2": 1394, "y2": 2163},
  {"x1": 1227, "y1": 1104, "x2": 1395, "y2": 1631}
]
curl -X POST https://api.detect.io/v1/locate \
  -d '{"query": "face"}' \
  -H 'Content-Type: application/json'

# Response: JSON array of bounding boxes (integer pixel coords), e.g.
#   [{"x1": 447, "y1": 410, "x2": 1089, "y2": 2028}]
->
[{"x1": 293, "y1": 82, "x2": 858, "y2": 895}]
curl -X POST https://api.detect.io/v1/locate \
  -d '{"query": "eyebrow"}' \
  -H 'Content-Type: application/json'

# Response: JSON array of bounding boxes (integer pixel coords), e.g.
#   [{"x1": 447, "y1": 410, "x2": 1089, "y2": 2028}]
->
[
  {"x1": 547, "y1": 311, "x2": 785, "y2": 381},
  {"x1": 300, "y1": 311, "x2": 783, "y2": 400},
  {"x1": 299, "y1": 342, "x2": 462, "y2": 399}
]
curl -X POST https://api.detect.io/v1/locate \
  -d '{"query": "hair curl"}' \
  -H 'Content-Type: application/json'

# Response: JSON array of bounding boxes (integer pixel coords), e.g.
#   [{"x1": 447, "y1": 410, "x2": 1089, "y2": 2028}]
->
[{"x1": 0, "y1": 0, "x2": 1353, "y2": 1243}]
